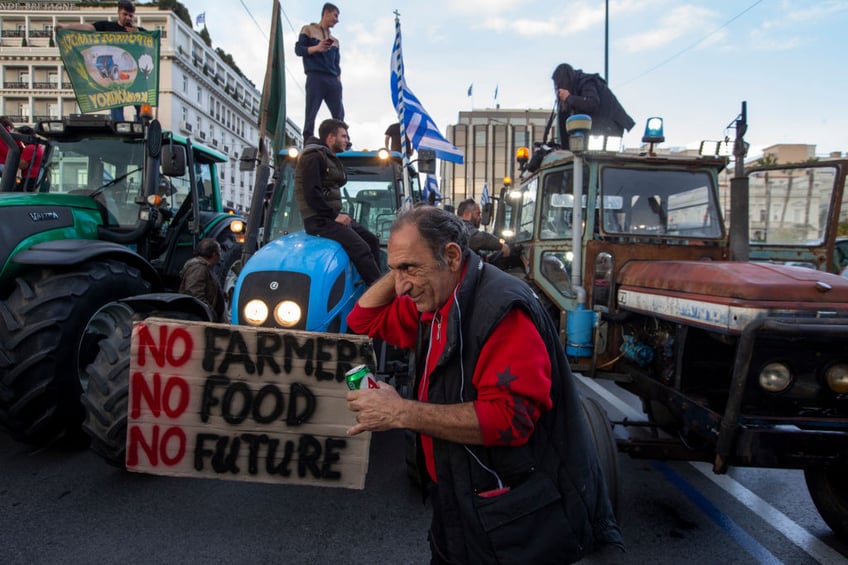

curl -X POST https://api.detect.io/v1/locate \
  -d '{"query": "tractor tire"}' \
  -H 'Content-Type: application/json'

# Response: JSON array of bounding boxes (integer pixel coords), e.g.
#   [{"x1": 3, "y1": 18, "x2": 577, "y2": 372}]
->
[
  {"x1": 0, "y1": 261, "x2": 150, "y2": 448},
  {"x1": 217, "y1": 242, "x2": 243, "y2": 320},
  {"x1": 79, "y1": 302, "x2": 134, "y2": 467},
  {"x1": 805, "y1": 467, "x2": 848, "y2": 542},
  {"x1": 80, "y1": 300, "x2": 211, "y2": 467},
  {"x1": 580, "y1": 395, "x2": 622, "y2": 521}
]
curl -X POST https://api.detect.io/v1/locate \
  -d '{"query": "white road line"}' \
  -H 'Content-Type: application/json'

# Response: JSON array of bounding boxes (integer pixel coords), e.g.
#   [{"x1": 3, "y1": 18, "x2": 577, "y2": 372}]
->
[{"x1": 575, "y1": 374, "x2": 844, "y2": 564}]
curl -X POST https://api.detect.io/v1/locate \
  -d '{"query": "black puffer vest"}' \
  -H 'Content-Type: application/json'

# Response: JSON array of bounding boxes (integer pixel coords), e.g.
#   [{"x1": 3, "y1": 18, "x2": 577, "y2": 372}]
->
[
  {"x1": 415, "y1": 252, "x2": 623, "y2": 564},
  {"x1": 294, "y1": 140, "x2": 346, "y2": 220}
]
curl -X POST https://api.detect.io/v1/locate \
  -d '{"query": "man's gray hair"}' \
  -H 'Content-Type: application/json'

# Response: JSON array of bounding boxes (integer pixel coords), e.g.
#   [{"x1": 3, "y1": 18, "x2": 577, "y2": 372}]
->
[{"x1": 391, "y1": 206, "x2": 468, "y2": 266}]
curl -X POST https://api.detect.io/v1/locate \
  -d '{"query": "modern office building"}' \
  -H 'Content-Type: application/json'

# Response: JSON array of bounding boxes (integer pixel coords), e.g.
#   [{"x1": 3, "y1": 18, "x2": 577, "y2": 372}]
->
[
  {"x1": 442, "y1": 108, "x2": 552, "y2": 207},
  {"x1": 0, "y1": 3, "x2": 298, "y2": 212}
]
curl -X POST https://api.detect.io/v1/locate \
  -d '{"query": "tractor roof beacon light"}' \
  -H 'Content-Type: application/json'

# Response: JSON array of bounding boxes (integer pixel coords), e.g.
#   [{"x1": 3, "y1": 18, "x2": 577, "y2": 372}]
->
[
  {"x1": 642, "y1": 117, "x2": 664, "y2": 155},
  {"x1": 139, "y1": 103, "x2": 154, "y2": 123},
  {"x1": 565, "y1": 114, "x2": 592, "y2": 153},
  {"x1": 516, "y1": 147, "x2": 530, "y2": 171}
]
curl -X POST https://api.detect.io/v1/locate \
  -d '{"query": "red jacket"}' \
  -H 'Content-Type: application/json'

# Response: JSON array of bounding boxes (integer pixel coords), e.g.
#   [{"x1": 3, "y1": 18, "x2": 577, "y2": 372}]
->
[{"x1": 347, "y1": 283, "x2": 552, "y2": 482}]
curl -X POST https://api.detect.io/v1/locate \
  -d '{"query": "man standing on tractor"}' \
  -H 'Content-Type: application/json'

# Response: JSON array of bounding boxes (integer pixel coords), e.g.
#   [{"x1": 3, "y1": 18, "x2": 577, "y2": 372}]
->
[
  {"x1": 55, "y1": 0, "x2": 144, "y2": 122},
  {"x1": 294, "y1": 118, "x2": 382, "y2": 286},
  {"x1": 295, "y1": 3, "x2": 343, "y2": 139}
]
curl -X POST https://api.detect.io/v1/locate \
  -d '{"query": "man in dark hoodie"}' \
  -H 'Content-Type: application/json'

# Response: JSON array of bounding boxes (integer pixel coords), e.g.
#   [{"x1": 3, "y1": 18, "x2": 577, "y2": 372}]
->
[
  {"x1": 294, "y1": 119, "x2": 381, "y2": 286},
  {"x1": 295, "y1": 3, "x2": 344, "y2": 139},
  {"x1": 552, "y1": 63, "x2": 635, "y2": 149}
]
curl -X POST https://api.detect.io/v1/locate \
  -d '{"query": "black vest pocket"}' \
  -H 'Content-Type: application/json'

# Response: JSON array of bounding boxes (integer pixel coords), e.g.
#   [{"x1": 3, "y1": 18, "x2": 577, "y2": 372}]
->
[{"x1": 473, "y1": 471, "x2": 582, "y2": 564}]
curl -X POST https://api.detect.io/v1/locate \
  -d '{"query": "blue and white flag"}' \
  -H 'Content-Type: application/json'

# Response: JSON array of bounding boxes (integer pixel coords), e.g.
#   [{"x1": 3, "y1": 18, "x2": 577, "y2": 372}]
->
[
  {"x1": 481, "y1": 182, "x2": 490, "y2": 206},
  {"x1": 195, "y1": 12, "x2": 206, "y2": 26},
  {"x1": 391, "y1": 17, "x2": 464, "y2": 164},
  {"x1": 423, "y1": 174, "x2": 441, "y2": 204}
]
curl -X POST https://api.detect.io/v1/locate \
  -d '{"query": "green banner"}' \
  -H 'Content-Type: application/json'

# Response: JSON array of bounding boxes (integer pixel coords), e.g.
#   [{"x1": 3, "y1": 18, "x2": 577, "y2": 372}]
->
[{"x1": 56, "y1": 29, "x2": 160, "y2": 113}]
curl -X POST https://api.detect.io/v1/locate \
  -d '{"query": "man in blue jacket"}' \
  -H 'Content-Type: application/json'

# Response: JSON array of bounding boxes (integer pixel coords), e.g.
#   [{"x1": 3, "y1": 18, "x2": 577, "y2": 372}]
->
[{"x1": 295, "y1": 3, "x2": 344, "y2": 139}]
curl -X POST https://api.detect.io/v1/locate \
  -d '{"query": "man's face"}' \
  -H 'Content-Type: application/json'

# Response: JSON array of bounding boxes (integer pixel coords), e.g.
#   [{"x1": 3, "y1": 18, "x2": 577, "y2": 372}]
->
[
  {"x1": 117, "y1": 8, "x2": 135, "y2": 27},
  {"x1": 327, "y1": 127, "x2": 349, "y2": 153},
  {"x1": 321, "y1": 9, "x2": 339, "y2": 29},
  {"x1": 388, "y1": 223, "x2": 461, "y2": 313}
]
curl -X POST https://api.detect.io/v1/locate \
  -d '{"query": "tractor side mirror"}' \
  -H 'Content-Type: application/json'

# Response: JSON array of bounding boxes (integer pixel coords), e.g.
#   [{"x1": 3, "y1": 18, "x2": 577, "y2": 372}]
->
[
  {"x1": 240, "y1": 147, "x2": 258, "y2": 172},
  {"x1": 481, "y1": 202, "x2": 492, "y2": 226},
  {"x1": 418, "y1": 149, "x2": 436, "y2": 175},
  {"x1": 160, "y1": 144, "x2": 186, "y2": 177}
]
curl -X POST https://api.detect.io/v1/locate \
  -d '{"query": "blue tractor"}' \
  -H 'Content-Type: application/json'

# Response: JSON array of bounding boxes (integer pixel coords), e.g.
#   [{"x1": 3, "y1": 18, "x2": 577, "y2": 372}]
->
[{"x1": 232, "y1": 149, "x2": 419, "y2": 333}]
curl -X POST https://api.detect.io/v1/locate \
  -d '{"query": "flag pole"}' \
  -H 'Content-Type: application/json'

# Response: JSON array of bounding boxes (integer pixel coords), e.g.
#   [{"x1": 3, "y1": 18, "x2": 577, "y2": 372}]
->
[
  {"x1": 244, "y1": 0, "x2": 282, "y2": 266},
  {"x1": 257, "y1": 0, "x2": 282, "y2": 167},
  {"x1": 393, "y1": 11, "x2": 411, "y2": 203}
]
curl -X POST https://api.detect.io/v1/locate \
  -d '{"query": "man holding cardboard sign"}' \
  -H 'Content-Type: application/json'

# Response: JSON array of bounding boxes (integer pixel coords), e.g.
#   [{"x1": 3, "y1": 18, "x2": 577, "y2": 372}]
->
[{"x1": 345, "y1": 206, "x2": 623, "y2": 563}]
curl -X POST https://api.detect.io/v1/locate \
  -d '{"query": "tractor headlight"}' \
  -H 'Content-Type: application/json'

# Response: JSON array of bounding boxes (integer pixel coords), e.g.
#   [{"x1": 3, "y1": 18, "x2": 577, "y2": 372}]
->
[
  {"x1": 243, "y1": 299, "x2": 269, "y2": 326},
  {"x1": 759, "y1": 362, "x2": 792, "y2": 393},
  {"x1": 824, "y1": 363, "x2": 848, "y2": 394},
  {"x1": 274, "y1": 300, "x2": 302, "y2": 328}
]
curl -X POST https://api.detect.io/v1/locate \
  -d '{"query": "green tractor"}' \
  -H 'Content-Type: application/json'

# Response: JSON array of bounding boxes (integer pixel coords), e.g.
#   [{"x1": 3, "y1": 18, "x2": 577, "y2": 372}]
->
[{"x1": 0, "y1": 114, "x2": 245, "y2": 448}]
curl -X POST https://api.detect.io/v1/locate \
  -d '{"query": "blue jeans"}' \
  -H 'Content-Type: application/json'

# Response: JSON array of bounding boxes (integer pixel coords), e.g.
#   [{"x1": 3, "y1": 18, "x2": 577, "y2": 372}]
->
[
  {"x1": 303, "y1": 73, "x2": 344, "y2": 139},
  {"x1": 111, "y1": 106, "x2": 143, "y2": 122}
]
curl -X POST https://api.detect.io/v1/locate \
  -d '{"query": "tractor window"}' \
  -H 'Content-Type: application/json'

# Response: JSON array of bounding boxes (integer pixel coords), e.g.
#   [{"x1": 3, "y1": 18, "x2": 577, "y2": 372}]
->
[
  {"x1": 339, "y1": 162, "x2": 403, "y2": 244},
  {"x1": 601, "y1": 167, "x2": 722, "y2": 239},
  {"x1": 514, "y1": 178, "x2": 538, "y2": 243},
  {"x1": 167, "y1": 160, "x2": 217, "y2": 213},
  {"x1": 344, "y1": 183, "x2": 397, "y2": 244},
  {"x1": 540, "y1": 250, "x2": 576, "y2": 298},
  {"x1": 540, "y1": 170, "x2": 574, "y2": 239},
  {"x1": 45, "y1": 137, "x2": 145, "y2": 227},
  {"x1": 748, "y1": 165, "x2": 838, "y2": 246}
]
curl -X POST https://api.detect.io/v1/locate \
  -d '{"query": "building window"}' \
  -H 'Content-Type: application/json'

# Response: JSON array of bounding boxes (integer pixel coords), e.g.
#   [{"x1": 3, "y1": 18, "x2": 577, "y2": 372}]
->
[
  {"x1": 474, "y1": 128, "x2": 487, "y2": 146},
  {"x1": 181, "y1": 106, "x2": 187, "y2": 122},
  {"x1": 182, "y1": 74, "x2": 188, "y2": 93},
  {"x1": 197, "y1": 86, "x2": 203, "y2": 104},
  {"x1": 515, "y1": 128, "x2": 529, "y2": 148}
]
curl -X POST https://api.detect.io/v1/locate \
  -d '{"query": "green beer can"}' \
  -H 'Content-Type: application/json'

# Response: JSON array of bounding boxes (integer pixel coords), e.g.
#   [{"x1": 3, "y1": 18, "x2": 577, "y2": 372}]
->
[{"x1": 346, "y1": 364, "x2": 377, "y2": 390}]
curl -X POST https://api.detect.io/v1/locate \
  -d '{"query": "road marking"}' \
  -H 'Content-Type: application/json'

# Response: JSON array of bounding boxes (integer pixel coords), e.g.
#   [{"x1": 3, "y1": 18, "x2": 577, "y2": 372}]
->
[
  {"x1": 575, "y1": 374, "x2": 844, "y2": 564},
  {"x1": 691, "y1": 462, "x2": 844, "y2": 565}
]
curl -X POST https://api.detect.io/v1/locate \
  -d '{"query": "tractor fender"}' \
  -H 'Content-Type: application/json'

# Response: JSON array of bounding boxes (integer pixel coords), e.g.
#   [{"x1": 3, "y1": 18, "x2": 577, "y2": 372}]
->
[
  {"x1": 105, "y1": 292, "x2": 217, "y2": 322},
  {"x1": 12, "y1": 239, "x2": 161, "y2": 287},
  {"x1": 202, "y1": 212, "x2": 246, "y2": 242}
]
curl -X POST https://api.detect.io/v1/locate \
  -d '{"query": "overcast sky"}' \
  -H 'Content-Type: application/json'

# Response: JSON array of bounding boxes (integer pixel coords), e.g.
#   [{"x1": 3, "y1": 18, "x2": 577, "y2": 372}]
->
[{"x1": 181, "y1": 0, "x2": 846, "y2": 159}]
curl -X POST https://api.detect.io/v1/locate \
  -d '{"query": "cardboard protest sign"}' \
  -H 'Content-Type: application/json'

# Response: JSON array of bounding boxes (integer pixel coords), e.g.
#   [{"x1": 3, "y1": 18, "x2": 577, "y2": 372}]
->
[
  {"x1": 56, "y1": 29, "x2": 160, "y2": 113},
  {"x1": 127, "y1": 318, "x2": 375, "y2": 490}
]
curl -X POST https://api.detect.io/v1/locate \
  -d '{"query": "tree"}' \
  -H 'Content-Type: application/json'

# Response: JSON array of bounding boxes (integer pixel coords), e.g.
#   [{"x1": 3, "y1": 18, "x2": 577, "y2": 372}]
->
[
  {"x1": 158, "y1": 0, "x2": 192, "y2": 27},
  {"x1": 199, "y1": 25, "x2": 211, "y2": 47}
]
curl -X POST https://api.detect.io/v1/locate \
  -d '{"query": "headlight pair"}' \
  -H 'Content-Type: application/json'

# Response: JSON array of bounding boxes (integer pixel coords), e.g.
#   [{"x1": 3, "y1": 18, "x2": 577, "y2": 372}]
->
[{"x1": 243, "y1": 299, "x2": 302, "y2": 328}]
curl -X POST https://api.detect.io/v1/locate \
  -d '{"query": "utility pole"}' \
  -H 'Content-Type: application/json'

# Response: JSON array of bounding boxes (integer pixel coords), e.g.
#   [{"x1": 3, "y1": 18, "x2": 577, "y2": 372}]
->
[{"x1": 604, "y1": 0, "x2": 609, "y2": 82}]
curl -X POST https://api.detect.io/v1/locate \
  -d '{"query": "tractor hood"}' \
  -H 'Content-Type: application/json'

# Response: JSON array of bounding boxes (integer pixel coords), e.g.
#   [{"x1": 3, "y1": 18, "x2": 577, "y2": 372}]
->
[{"x1": 617, "y1": 261, "x2": 848, "y2": 333}]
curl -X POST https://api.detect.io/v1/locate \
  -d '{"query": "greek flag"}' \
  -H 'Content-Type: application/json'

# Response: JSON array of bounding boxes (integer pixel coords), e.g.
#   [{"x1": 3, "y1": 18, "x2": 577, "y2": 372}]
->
[
  {"x1": 195, "y1": 12, "x2": 206, "y2": 26},
  {"x1": 423, "y1": 174, "x2": 441, "y2": 204},
  {"x1": 481, "y1": 182, "x2": 490, "y2": 206},
  {"x1": 391, "y1": 17, "x2": 464, "y2": 164}
]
